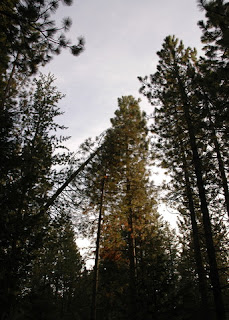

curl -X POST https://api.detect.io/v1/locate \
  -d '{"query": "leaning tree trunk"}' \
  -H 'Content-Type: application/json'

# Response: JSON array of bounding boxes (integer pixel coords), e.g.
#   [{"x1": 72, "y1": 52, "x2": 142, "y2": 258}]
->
[{"x1": 43, "y1": 146, "x2": 102, "y2": 213}]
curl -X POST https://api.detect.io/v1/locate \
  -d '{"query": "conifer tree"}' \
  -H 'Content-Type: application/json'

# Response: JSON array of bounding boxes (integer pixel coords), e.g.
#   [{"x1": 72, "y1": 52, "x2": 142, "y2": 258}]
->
[
  {"x1": 102, "y1": 96, "x2": 153, "y2": 319},
  {"x1": 0, "y1": 0, "x2": 84, "y2": 100},
  {"x1": 0, "y1": 0, "x2": 84, "y2": 217},
  {"x1": 198, "y1": 0, "x2": 229, "y2": 62},
  {"x1": 139, "y1": 36, "x2": 227, "y2": 320},
  {"x1": 0, "y1": 74, "x2": 71, "y2": 319},
  {"x1": 197, "y1": 0, "x2": 229, "y2": 218},
  {"x1": 20, "y1": 211, "x2": 84, "y2": 320},
  {"x1": 75, "y1": 96, "x2": 178, "y2": 320}
]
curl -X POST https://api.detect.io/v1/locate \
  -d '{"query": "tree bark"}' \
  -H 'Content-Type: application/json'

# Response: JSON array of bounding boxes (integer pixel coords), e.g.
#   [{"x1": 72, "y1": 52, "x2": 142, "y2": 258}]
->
[
  {"x1": 1, "y1": 51, "x2": 20, "y2": 109},
  {"x1": 176, "y1": 74, "x2": 226, "y2": 319},
  {"x1": 43, "y1": 146, "x2": 102, "y2": 213},
  {"x1": 91, "y1": 176, "x2": 106, "y2": 320},
  {"x1": 207, "y1": 108, "x2": 229, "y2": 219},
  {"x1": 182, "y1": 150, "x2": 210, "y2": 318},
  {"x1": 126, "y1": 178, "x2": 137, "y2": 320}
]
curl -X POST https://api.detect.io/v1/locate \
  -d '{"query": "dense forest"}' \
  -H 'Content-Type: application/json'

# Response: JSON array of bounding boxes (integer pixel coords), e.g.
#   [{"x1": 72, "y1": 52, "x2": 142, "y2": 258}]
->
[{"x1": 0, "y1": 0, "x2": 228, "y2": 320}]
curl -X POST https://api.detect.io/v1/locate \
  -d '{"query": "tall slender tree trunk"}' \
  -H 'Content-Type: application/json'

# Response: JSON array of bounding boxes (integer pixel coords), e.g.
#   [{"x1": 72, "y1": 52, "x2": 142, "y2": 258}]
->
[
  {"x1": 211, "y1": 130, "x2": 229, "y2": 219},
  {"x1": 1, "y1": 51, "x2": 20, "y2": 109},
  {"x1": 206, "y1": 107, "x2": 229, "y2": 219},
  {"x1": 176, "y1": 73, "x2": 226, "y2": 319},
  {"x1": 91, "y1": 176, "x2": 106, "y2": 320},
  {"x1": 173, "y1": 103, "x2": 210, "y2": 317},
  {"x1": 126, "y1": 178, "x2": 137, "y2": 320},
  {"x1": 182, "y1": 149, "x2": 210, "y2": 319}
]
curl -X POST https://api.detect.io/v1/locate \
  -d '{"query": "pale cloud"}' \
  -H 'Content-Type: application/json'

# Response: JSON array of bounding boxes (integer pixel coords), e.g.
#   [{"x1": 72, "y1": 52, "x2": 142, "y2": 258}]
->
[
  {"x1": 42, "y1": 0, "x2": 205, "y2": 226},
  {"x1": 42, "y1": 0, "x2": 205, "y2": 147}
]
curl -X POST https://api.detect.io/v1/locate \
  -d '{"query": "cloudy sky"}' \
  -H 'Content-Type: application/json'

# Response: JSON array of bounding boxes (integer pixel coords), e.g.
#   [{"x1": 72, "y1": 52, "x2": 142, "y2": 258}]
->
[
  {"x1": 42, "y1": 0, "x2": 205, "y2": 228},
  {"x1": 43, "y1": 0, "x2": 205, "y2": 147}
]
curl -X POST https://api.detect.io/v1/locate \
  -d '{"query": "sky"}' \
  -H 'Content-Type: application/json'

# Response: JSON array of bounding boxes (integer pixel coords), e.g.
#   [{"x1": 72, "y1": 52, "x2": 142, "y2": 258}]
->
[{"x1": 42, "y1": 0, "x2": 205, "y2": 229}]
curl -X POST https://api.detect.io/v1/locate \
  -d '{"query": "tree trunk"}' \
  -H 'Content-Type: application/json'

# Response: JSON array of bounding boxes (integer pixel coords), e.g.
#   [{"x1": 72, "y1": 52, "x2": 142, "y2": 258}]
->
[
  {"x1": 43, "y1": 146, "x2": 102, "y2": 212},
  {"x1": 126, "y1": 179, "x2": 137, "y2": 320},
  {"x1": 1, "y1": 51, "x2": 20, "y2": 109},
  {"x1": 177, "y1": 75, "x2": 226, "y2": 319},
  {"x1": 173, "y1": 102, "x2": 210, "y2": 317},
  {"x1": 207, "y1": 108, "x2": 229, "y2": 219},
  {"x1": 182, "y1": 149, "x2": 210, "y2": 318},
  {"x1": 91, "y1": 176, "x2": 106, "y2": 320}
]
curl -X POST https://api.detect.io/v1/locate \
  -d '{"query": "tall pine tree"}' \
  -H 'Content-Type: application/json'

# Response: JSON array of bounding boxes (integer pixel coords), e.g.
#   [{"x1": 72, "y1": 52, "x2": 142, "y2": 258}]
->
[
  {"x1": 74, "y1": 96, "x2": 178, "y2": 320},
  {"x1": 139, "y1": 36, "x2": 228, "y2": 319}
]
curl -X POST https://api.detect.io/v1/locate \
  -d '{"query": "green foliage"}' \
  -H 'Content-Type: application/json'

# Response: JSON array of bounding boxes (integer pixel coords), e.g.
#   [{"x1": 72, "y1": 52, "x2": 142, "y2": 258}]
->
[
  {"x1": 198, "y1": 0, "x2": 229, "y2": 61},
  {"x1": 0, "y1": 1, "x2": 85, "y2": 210},
  {"x1": 0, "y1": 1, "x2": 228, "y2": 319},
  {"x1": 0, "y1": 0, "x2": 84, "y2": 81},
  {"x1": 20, "y1": 212, "x2": 85, "y2": 320},
  {"x1": 139, "y1": 34, "x2": 228, "y2": 319},
  {"x1": 74, "y1": 96, "x2": 179, "y2": 320},
  {"x1": 0, "y1": 74, "x2": 73, "y2": 319}
]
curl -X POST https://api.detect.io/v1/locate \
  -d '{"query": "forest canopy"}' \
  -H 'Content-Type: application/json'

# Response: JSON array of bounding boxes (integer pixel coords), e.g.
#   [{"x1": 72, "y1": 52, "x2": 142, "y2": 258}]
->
[{"x1": 0, "y1": 1, "x2": 228, "y2": 320}]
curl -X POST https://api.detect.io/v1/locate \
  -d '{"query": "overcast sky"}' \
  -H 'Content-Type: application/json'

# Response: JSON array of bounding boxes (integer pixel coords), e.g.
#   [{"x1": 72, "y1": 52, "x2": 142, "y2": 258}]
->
[
  {"x1": 43, "y1": 0, "x2": 205, "y2": 147},
  {"x1": 42, "y1": 0, "x2": 205, "y2": 228}
]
